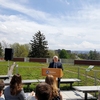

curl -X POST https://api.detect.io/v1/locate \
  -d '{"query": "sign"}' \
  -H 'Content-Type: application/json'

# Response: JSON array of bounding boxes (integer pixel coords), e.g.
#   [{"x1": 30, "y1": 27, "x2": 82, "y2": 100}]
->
[
  {"x1": 86, "y1": 65, "x2": 94, "y2": 71},
  {"x1": 42, "y1": 68, "x2": 63, "y2": 78}
]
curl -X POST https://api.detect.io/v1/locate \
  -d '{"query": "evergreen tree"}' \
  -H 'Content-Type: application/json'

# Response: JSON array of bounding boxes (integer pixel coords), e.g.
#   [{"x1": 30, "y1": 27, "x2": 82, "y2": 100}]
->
[
  {"x1": 28, "y1": 31, "x2": 48, "y2": 58},
  {"x1": 88, "y1": 50, "x2": 100, "y2": 60}
]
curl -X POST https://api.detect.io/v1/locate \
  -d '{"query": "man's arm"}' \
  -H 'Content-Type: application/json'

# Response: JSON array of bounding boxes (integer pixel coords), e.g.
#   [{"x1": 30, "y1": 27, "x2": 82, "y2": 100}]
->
[{"x1": 48, "y1": 62, "x2": 53, "y2": 68}]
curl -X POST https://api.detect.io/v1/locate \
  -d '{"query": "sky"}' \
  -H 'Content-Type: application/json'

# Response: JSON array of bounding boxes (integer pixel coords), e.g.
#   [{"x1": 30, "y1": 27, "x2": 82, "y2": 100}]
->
[{"x1": 0, "y1": 0, "x2": 100, "y2": 51}]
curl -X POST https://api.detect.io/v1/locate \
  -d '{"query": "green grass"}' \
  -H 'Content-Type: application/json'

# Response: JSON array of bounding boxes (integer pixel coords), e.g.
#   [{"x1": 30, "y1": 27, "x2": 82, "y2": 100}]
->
[{"x1": 1, "y1": 61, "x2": 100, "y2": 96}]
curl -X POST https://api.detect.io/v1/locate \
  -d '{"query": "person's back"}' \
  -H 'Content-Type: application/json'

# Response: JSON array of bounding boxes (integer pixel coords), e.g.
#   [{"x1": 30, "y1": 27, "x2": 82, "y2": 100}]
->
[
  {"x1": 35, "y1": 82, "x2": 52, "y2": 100},
  {"x1": 4, "y1": 74, "x2": 26, "y2": 100},
  {"x1": 0, "y1": 80, "x2": 5, "y2": 100},
  {"x1": 45, "y1": 75, "x2": 62, "y2": 100},
  {"x1": 4, "y1": 86, "x2": 26, "y2": 100}
]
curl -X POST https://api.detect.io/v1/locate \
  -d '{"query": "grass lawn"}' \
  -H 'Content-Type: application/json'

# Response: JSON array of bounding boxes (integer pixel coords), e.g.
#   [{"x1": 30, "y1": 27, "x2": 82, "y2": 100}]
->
[{"x1": 0, "y1": 61, "x2": 100, "y2": 93}]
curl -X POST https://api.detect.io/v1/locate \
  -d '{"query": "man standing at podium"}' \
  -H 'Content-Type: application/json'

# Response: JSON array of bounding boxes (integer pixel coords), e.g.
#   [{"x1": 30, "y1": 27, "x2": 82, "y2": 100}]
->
[{"x1": 48, "y1": 55, "x2": 63, "y2": 88}]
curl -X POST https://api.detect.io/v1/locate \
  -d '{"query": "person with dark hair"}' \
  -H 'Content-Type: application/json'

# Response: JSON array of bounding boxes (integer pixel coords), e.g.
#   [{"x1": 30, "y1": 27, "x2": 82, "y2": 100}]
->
[
  {"x1": 0, "y1": 80, "x2": 5, "y2": 100},
  {"x1": 4, "y1": 74, "x2": 26, "y2": 100},
  {"x1": 35, "y1": 82, "x2": 52, "y2": 100},
  {"x1": 48, "y1": 55, "x2": 63, "y2": 88},
  {"x1": 45, "y1": 75, "x2": 62, "y2": 100}
]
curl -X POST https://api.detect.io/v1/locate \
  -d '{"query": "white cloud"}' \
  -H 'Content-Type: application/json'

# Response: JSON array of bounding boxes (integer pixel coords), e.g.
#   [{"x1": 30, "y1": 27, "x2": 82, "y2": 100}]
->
[
  {"x1": 0, "y1": 0, "x2": 51, "y2": 21},
  {"x1": 0, "y1": 0, "x2": 100, "y2": 51}
]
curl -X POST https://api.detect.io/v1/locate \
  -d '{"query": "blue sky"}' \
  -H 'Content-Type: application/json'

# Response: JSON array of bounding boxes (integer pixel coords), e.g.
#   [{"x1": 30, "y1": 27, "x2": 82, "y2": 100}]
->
[{"x1": 0, "y1": 0, "x2": 100, "y2": 51}]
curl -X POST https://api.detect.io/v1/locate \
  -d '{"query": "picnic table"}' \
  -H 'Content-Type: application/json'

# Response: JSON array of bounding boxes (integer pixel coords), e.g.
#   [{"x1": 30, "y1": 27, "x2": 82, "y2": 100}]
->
[{"x1": 73, "y1": 86, "x2": 100, "y2": 100}]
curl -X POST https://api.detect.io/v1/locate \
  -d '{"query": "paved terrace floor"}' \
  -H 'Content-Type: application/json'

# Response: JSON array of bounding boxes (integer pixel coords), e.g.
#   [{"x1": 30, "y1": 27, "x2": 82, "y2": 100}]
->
[
  {"x1": 1, "y1": 90, "x2": 96, "y2": 100},
  {"x1": 25, "y1": 90, "x2": 96, "y2": 100},
  {"x1": 61, "y1": 90, "x2": 96, "y2": 100}
]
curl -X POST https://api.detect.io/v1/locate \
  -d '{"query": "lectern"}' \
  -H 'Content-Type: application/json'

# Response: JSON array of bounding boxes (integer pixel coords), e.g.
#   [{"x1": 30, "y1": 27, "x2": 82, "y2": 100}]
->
[
  {"x1": 42, "y1": 67, "x2": 63, "y2": 85},
  {"x1": 42, "y1": 68, "x2": 63, "y2": 78}
]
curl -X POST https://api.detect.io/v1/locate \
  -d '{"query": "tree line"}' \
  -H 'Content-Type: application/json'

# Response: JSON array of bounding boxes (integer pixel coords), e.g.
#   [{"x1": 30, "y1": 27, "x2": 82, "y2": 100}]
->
[
  {"x1": 0, "y1": 31, "x2": 100, "y2": 60},
  {"x1": 78, "y1": 49, "x2": 100, "y2": 60}
]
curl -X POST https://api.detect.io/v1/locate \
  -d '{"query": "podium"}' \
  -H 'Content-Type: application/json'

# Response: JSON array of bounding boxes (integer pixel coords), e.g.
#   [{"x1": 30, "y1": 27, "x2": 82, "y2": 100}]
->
[
  {"x1": 42, "y1": 68, "x2": 63, "y2": 78},
  {"x1": 42, "y1": 68, "x2": 63, "y2": 86}
]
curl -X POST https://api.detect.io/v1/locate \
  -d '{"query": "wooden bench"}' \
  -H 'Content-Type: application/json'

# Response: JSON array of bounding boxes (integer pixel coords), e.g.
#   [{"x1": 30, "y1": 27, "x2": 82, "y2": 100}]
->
[
  {"x1": 4, "y1": 79, "x2": 38, "y2": 89},
  {"x1": 4, "y1": 78, "x2": 81, "y2": 89},
  {"x1": 73, "y1": 86, "x2": 99, "y2": 100},
  {"x1": 0, "y1": 75, "x2": 13, "y2": 80},
  {"x1": 60, "y1": 78, "x2": 81, "y2": 88},
  {"x1": 38, "y1": 78, "x2": 81, "y2": 88}
]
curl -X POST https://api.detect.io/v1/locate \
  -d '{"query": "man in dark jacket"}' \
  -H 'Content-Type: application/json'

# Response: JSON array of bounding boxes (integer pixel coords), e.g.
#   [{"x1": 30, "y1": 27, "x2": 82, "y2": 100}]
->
[{"x1": 48, "y1": 55, "x2": 63, "y2": 88}]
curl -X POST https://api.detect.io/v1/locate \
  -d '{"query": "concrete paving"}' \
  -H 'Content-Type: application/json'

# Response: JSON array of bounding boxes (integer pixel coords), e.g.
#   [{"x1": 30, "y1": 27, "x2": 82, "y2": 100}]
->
[
  {"x1": 25, "y1": 90, "x2": 96, "y2": 100},
  {"x1": 61, "y1": 90, "x2": 96, "y2": 100}
]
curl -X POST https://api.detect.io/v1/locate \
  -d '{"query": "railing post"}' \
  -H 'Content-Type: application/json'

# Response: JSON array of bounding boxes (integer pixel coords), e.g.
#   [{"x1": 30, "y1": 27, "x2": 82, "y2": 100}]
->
[
  {"x1": 16, "y1": 64, "x2": 18, "y2": 74},
  {"x1": 85, "y1": 70, "x2": 87, "y2": 86},
  {"x1": 94, "y1": 70, "x2": 97, "y2": 86},
  {"x1": 94, "y1": 70, "x2": 97, "y2": 97},
  {"x1": 78, "y1": 66, "x2": 80, "y2": 85}
]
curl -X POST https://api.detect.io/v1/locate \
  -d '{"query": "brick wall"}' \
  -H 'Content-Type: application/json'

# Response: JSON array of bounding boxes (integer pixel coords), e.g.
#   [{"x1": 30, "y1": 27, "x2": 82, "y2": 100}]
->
[
  {"x1": 74, "y1": 60, "x2": 100, "y2": 65},
  {"x1": 12, "y1": 57, "x2": 47, "y2": 63},
  {"x1": 29, "y1": 58, "x2": 47, "y2": 63},
  {"x1": 13, "y1": 58, "x2": 24, "y2": 62}
]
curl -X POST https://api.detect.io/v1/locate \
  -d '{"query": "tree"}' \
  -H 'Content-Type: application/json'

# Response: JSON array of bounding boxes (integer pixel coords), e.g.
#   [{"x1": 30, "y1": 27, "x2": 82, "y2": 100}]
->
[
  {"x1": 1, "y1": 40, "x2": 11, "y2": 57},
  {"x1": 88, "y1": 50, "x2": 100, "y2": 60},
  {"x1": 1, "y1": 40, "x2": 10, "y2": 50},
  {"x1": 28, "y1": 31, "x2": 48, "y2": 58},
  {"x1": 48, "y1": 50, "x2": 57, "y2": 58},
  {"x1": 70, "y1": 53, "x2": 77, "y2": 59},
  {"x1": 11, "y1": 43, "x2": 29, "y2": 57},
  {"x1": 78, "y1": 53, "x2": 88, "y2": 59},
  {"x1": 59, "y1": 49, "x2": 70, "y2": 59}
]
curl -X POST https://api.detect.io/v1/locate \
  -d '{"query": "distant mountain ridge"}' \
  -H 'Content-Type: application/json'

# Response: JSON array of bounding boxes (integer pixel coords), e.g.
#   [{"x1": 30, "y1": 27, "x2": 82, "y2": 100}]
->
[
  {"x1": 71, "y1": 50, "x2": 100, "y2": 54},
  {"x1": 71, "y1": 51, "x2": 89, "y2": 54}
]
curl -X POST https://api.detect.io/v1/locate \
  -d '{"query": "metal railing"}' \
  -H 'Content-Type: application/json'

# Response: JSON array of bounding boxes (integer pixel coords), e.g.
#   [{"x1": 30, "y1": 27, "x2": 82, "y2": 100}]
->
[{"x1": 66, "y1": 65, "x2": 100, "y2": 86}]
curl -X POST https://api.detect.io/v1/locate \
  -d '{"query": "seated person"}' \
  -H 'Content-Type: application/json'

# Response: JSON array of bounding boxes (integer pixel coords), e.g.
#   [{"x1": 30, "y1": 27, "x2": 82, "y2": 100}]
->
[
  {"x1": 26, "y1": 91, "x2": 36, "y2": 100},
  {"x1": 45, "y1": 75, "x2": 62, "y2": 100},
  {"x1": 35, "y1": 82, "x2": 52, "y2": 100},
  {"x1": 4, "y1": 74, "x2": 27, "y2": 100},
  {"x1": 0, "y1": 80, "x2": 5, "y2": 100}
]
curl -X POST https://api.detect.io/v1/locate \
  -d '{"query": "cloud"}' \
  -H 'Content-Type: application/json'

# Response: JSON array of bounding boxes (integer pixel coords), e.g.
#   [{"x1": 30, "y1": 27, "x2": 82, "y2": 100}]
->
[
  {"x1": 0, "y1": 0, "x2": 51, "y2": 21},
  {"x1": 0, "y1": 0, "x2": 100, "y2": 51}
]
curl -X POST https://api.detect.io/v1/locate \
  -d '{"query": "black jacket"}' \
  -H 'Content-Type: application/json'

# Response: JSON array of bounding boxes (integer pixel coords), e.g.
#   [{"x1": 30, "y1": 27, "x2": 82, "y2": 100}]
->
[{"x1": 48, "y1": 61, "x2": 63, "y2": 70}]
